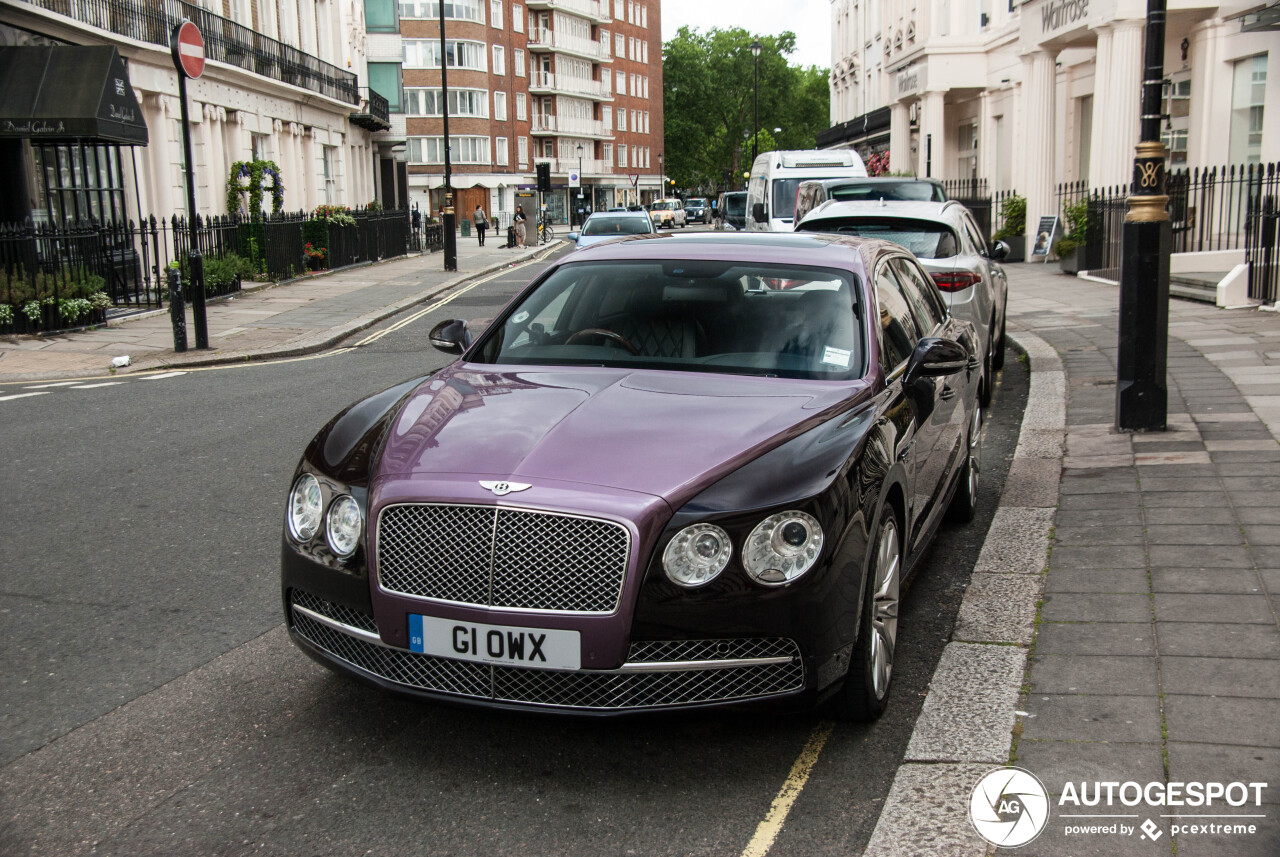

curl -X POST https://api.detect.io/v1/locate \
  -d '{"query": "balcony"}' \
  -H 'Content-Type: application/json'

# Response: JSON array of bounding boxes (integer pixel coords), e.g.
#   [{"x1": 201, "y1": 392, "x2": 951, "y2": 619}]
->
[
  {"x1": 15, "y1": 0, "x2": 359, "y2": 105},
  {"x1": 526, "y1": 27, "x2": 613, "y2": 63},
  {"x1": 531, "y1": 114, "x2": 612, "y2": 139},
  {"x1": 546, "y1": 157, "x2": 614, "y2": 176},
  {"x1": 525, "y1": 0, "x2": 611, "y2": 24},
  {"x1": 350, "y1": 88, "x2": 391, "y2": 131},
  {"x1": 528, "y1": 71, "x2": 612, "y2": 101}
]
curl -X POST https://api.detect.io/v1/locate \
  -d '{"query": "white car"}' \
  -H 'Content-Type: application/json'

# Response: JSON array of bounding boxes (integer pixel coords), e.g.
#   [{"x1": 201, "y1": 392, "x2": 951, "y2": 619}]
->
[
  {"x1": 796, "y1": 199, "x2": 1010, "y2": 407},
  {"x1": 568, "y1": 211, "x2": 655, "y2": 248},
  {"x1": 648, "y1": 199, "x2": 687, "y2": 229}
]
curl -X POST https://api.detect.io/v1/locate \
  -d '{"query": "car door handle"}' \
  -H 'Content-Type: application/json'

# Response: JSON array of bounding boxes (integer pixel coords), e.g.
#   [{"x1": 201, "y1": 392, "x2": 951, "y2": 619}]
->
[
  {"x1": 940, "y1": 386, "x2": 956, "y2": 400},
  {"x1": 966, "y1": 356, "x2": 980, "y2": 371}
]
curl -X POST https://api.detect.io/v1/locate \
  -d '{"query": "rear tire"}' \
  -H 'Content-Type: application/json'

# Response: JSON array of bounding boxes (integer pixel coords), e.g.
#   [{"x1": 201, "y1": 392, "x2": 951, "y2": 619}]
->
[{"x1": 833, "y1": 505, "x2": 902, "y2": 722}]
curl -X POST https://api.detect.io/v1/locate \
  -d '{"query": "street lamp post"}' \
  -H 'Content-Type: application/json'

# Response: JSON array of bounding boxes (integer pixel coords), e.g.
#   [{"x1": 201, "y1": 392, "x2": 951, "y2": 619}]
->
[
  {"x1": 1116, "y1": 0, "x2": 1170, "y2": 430},
  {"x1": 658, "y1": 152, "x2": 664, "y2": 205},
  {"x1": 576, "y1": 143, "x2": 584, "y2": 227},
  {"x1": 439, "y1": 1, "x2": 456, "y2": 271},
  {"x1": 750, "y1": 41, "x2": 762, "y2": 167}
]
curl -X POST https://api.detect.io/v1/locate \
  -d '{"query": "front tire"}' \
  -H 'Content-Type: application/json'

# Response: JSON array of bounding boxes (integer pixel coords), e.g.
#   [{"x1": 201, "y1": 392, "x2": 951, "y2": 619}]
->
[
  {"x1": 834, "y1": 506, "x2": 902, "y2": 722},
  {"x1": 947, "y1": 402, "x2": 983, "y2": 523},
  {"x1": 991, "y1": 304, "x2": 1007, "y2": 371}
]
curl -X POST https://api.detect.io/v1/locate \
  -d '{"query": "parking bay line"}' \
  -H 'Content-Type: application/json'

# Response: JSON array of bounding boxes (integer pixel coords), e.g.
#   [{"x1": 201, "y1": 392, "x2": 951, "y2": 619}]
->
[{"x1": 740, "y1": 720, "x2": 835, "y2": 857}]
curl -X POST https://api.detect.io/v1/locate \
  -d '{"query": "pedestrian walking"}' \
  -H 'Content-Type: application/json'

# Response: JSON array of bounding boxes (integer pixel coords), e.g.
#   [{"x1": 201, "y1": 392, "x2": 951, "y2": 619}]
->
[
  {"x1": 473, "y1": 205, "x2": 489, "y2": 246},
  {"x1": 514, "y1": 205, "x2": 527, "y2": 247}
]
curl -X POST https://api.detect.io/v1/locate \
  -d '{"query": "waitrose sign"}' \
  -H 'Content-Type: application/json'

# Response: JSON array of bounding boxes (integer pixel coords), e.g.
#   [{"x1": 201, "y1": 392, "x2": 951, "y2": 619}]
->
[{"x1": 1023, "y1": 0, "x2": 1094, "y2": 43}]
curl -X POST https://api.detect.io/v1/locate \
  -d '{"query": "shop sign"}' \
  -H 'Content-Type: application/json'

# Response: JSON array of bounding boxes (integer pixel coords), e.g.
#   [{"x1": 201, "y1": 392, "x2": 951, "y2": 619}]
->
[
  {"x1": 1024, "y1": 0, "x2": 1093, "y2": 44},
  {"x1": 896, "y1": 63, "x2": 925, "y2": 99}
]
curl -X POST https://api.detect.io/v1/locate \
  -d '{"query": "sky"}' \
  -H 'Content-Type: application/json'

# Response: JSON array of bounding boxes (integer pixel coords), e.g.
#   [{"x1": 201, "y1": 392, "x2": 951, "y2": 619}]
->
[{"x1": 660, "y1": 0, "x2": 831, "y2": 70}]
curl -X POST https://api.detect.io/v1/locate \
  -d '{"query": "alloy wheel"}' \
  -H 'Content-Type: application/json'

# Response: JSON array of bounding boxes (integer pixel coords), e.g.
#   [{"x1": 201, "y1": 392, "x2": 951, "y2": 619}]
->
[{"x1": 870, "y1": 518, "x2": 901, "y2": 699}]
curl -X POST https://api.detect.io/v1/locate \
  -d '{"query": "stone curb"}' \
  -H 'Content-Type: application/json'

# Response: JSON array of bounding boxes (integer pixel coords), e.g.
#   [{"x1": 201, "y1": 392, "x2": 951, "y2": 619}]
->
[
  {"x1": 0, "y1": 244, "x2": 556, "y2": 382},
  {"x1": 864, "y1": 330, "x2": 1065, "y2": 857}
]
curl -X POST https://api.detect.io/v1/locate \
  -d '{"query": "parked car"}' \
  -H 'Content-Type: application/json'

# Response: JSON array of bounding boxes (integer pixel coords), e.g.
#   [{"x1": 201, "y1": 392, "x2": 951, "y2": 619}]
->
[
  {"x1": 281, "y1": 232, "x2": 983, "y2": 721},
  {"x1": 746, "y1": 149, "x2": 868, "y2": 232},
  {"x1": 792, "y1": 178, "x2": 948, "y2": 226},
  {"x1": 648, "y1": 199, "x2": 687, "y2": 228},
  {"x1": 567, "y1": 211, "x2": 655, "y2": 248},
  {"x1": 795, "y1": 199, "x2": 1009, "y2": 405},
  {"x1": 715, "y1": 191, "x2": 747, "y2": 231},
  {"x1": 684, "y1": 197, "x2": 711, "y2": 224}
]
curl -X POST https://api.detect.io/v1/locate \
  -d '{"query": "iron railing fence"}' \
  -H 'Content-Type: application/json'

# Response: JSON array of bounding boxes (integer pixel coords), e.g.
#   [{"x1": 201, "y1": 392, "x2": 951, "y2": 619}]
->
[
  {"x1": 1245, "y1": 165, "x2": 1279, "y2": 303},
  {"x1": 940, "y1": 179, "x2": 1021, "y2": 246},
  {"x1": 1, "y1": 209, "x2": 419, "y2": 332},
  {"x1": 18, "y1": 0, "x2": 359, "y2": 105}
]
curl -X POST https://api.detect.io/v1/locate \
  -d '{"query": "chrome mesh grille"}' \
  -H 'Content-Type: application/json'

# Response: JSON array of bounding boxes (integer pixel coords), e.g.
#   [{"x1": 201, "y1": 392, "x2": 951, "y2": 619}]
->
[
  {"x1": 291, "y1": 589, "x2": 378, "y2": 633},
  {"x1": 376, "y1": 504, "x2": 630, "y2": 613},
  {"x1": 289, "y1": 590, "x2": 804, "y2": 710}
]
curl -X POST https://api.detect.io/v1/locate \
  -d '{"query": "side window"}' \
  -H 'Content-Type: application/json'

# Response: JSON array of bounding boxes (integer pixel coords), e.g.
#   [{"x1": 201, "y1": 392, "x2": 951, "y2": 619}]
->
[
  {"x1": 962, "y1": 212, "x2": 987, "y2": 255},
  {"x1": 891, "y1": 257, "x2": 947, "y2": 333},
  {"x1": 874, "y1": 264, "x2": 920, "y2": 372}
]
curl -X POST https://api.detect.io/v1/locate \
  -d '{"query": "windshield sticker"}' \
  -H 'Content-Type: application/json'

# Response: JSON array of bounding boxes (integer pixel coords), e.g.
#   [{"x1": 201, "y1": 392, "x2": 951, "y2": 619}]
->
[
  {"x1": 511, "y1": 311, "x2": 530, "y2": 324},
  {"x1": 822, "y1": 346, "x2": 852, "y2": 368}
]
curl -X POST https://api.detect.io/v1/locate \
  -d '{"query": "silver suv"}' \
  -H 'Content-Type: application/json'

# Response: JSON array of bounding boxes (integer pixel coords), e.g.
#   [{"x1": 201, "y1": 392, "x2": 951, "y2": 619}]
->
[{"x1": 796, "y1": 199, "x2": 1009, "y2": 406}]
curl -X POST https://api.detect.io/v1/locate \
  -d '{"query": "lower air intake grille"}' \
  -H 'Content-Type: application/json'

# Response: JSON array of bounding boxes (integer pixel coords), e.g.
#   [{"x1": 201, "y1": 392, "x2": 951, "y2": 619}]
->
[{"x1": 290, "y1": 590, "x2": 804, "y2": 710}]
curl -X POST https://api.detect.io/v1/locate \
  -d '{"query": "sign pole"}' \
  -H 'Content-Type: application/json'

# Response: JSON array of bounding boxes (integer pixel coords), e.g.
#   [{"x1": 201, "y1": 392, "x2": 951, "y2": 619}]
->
[
  {"x1": 1116, "y1": 0, "x2": 1170, "y2": 431},
  {"x1": 172, "y1": 20, "x2": 208, "y2": 349}
]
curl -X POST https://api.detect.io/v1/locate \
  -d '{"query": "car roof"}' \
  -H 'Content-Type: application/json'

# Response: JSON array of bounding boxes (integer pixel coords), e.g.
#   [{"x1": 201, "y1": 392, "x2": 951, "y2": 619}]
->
[
  {"x1": 554, "y1": 231, "x2": 905, "y2": 275},
  {"x1": 585, "y1": 210, "x2": 649, "y2": 219},
  {"x1": 799, "y1": 199, "x2": 968, "y2": 226}
]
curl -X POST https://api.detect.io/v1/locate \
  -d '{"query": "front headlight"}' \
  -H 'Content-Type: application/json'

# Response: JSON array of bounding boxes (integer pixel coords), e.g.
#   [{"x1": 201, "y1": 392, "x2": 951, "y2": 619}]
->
[
  {"x1": 287, "y1": 474, "x2": 323, "y2": 542},
  {"x1": 326, "y1": 494, "x2": 363, "y2": 558},
  {"x1": 742, "y1": 511, "x2": 824, "y2": 586},
  {"x1": 663, "y1": 523, "x2": 733, "y2": 587}
]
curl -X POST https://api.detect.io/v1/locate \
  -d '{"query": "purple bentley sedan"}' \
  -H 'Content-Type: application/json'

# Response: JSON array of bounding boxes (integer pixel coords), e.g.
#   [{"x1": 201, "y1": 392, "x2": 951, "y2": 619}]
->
[{"x1": 282, "y1": 232, "x2": 983, "y2": 721}]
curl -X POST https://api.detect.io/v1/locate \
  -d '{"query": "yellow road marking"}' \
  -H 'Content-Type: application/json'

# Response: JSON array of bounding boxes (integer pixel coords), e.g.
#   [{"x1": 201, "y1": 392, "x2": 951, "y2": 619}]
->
[
  {"x1": 740, "y1": 721, "x2": 836, "y2": 857},
  {"x1": 0, "y1": 248, "x2": 559, "y2": 387}
]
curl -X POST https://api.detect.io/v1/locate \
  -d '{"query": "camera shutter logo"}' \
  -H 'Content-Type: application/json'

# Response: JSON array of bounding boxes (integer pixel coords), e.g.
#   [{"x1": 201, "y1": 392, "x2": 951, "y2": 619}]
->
[{"x1": 970, "y1": 767, "x2": 1051, "y2": 847}]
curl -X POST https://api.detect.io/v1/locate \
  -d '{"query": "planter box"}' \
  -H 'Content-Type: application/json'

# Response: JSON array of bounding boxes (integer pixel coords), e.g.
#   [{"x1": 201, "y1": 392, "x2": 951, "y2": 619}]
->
[
  {"x1": 998, "y1": 237, "x2": 1026, "y2": 263},
  {"x1": 1058, "y1": 247, "x2": 1085, "y2": 275},
  {"x1": 1, "y1": 305, "x2": 106, "y2": 336}
]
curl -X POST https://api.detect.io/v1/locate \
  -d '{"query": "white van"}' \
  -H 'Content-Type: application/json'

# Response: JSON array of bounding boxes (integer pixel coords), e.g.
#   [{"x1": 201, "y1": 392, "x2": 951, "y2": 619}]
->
[{"x1": 745, "y1": 149, "x2": 868, "y2": 232}]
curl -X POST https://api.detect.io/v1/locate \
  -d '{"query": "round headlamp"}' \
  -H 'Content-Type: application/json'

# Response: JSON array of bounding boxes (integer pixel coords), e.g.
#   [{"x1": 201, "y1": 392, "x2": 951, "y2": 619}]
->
[
  {"x1": 287, "y1": 473, "x2": 323, "y2": 542},
  {"x1": 326, "y1": 494, "x2": 363, "y2": 558},
  {"x1": 663, "y1": 523, "x2": 733, "y2": 587},
  {"x1": 742, "y1": 511, "x2": 824, "y2": 586}
]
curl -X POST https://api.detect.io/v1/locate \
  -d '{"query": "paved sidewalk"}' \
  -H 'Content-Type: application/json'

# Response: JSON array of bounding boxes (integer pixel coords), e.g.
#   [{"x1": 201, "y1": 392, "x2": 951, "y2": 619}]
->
[
  {"x1": 1007, "y1": 265, "x2": 1280, "y2": 857},
  {"x1": 0, "y1": 237, "x2": 551, "y2": 383}
]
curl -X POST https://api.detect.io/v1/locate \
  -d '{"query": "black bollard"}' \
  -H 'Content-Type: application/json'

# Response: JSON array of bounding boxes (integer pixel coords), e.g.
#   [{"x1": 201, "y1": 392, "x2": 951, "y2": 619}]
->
[
  {"x1": 168, "y1": 265, "x2": 187, "y2": 353},
  {"x1": 507, "y1": 225, "x2": 516, "y2": 248},
  {"x1": 188, "y1": 250, "x2": 208, "y2": 349}
]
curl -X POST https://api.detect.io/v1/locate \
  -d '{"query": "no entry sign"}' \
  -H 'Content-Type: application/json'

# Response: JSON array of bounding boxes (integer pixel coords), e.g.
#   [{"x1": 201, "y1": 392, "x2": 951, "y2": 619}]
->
[{"x1": 171, "y1": 21, "x2": 205, "y2": 79}]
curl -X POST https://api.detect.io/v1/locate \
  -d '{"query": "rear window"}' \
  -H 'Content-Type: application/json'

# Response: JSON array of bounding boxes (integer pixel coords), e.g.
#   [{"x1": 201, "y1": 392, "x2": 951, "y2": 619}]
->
[
  {"x1": 797, "y1": 217, "x2": 961, "y2": 259},
  {"x1": 829, "y1": 182, "x2": 945, "y2": 203},
  {"x1": 582, "y1": 216, "x2": 651, "y2": 236}
]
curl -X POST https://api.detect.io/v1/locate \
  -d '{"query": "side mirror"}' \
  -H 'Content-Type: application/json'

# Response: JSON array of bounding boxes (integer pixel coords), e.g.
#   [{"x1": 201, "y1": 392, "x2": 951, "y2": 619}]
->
[
  {"x1": 429, "y1": 318, "x2": 471, "y2": 354},
  {"x1": 906, "y1": 337, "x2": 968, "y2": 380},
  {"x1": 989, "y1": 240, "x2": 1010, "y2": 261},
  {"x1": 568, "y1": 231, "x2": 580, "y2": 242},
  {"x1": 752, "y1": 202, "x2": 767, "y2": 223}
]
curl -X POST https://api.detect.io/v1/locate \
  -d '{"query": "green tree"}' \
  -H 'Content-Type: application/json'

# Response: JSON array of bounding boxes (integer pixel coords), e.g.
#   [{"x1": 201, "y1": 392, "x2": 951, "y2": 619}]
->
[{"x1": 663, "y1": 27, "x2": 830, "y2": 195}]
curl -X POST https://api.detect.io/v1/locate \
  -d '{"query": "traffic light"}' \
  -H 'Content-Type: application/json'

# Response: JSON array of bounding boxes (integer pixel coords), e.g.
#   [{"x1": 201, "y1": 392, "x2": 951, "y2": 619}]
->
[{"x1": 536, "y1": 162, "x2": 551, "y2": 193}]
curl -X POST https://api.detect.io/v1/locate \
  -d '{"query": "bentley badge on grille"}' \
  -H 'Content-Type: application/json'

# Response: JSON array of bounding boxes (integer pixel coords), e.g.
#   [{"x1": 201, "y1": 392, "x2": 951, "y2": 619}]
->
[{"x1": 479, "y1": 480, "x2": 532, "y2": 496}]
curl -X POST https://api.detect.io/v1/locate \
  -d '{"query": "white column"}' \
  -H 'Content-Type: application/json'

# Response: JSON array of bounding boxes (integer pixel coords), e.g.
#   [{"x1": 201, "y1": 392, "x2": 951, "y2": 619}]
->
[
  {"x1": 1089, "y1": 24, "x2": 1113, "y2": 189},
  {"x1": 148, "y1": 95, "x2": 175, "y2": 219},
  {"x1": 1186, "y1": 20, "x2": 1218, "y2": 168},
  {"x1": 1105, "y1": 20, "x2": 1145, "y2": 190},
  {"x1": 919, "y1": 90, "x2": 946, "y2": 179},
  {"x1": 1020, "y1": 50, "x2": 1057, "y2": 258},
  {"x1": 978, "y1": 91, "x2": 994, "y2": 187},
  {"x1": 890, "y1": 102, "x2": 910, "y2": 176}
]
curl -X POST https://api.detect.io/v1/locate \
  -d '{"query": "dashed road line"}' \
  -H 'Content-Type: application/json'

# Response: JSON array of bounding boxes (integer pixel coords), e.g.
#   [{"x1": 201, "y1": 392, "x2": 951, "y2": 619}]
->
[
  {"x1": 70, "y1": 382, "x2": 128, "y2": 389},
  {"x1": 0, "y1": 391, "x2": 51, "y2": 402},
  {"x1": 139, "y1": 371, "x2": 189, "y2": 381},
  {"x1": 23, "y1": 381, "x2": 81, "y2": 389}
]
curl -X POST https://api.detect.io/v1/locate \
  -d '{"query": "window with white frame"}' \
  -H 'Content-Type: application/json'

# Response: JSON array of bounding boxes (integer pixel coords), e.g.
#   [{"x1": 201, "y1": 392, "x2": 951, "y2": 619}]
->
[
  {"x1": 322, "y1": 145, "x2": 337, "y2": 203},
  {"x1": 490, "y1": 0, "x2": 502, "y2": 27},
  {"x1": 515, "y1": 91, "x2": 527, "y2": 120},
  {"x1": 496, "y1": 136, "x2": 509, "y2": 165},
  {"x1": 642, "y1": 76, "x2": 648, "y2": 98},
  {"x1": 642, "y1": 41, "x2": 648, "y2": 64},
  {"x1": 602, "y1": 106, "x2": 612, "y2": 130},
  {"x1": 517, "y1": 135, "x2": 529, "y2": 167},
  {"x1": 615, "y1": 36, "x2": 624, "y2": 58},
  {"x1": 399, "y1": 0, "x2": 484, "y2": 22},
  {"x1": 627, "y1": 0, "x2": 634, "y2": 24},
  {"x1": 602, "y1": 71, "x2": 610, "y2": 94},
  {"x1": 616, "y1": 109, "x2": 625, "y2": 131},
  {"x1": 494, "y1": 90, "x2": 507, "y2": 120},
  {"x1": 643, "y1": 110, "x2": 649, "y2": 134},
  {"x1": 407, "y1": 136, "x2": 491, "y2": 164},
  {"x1": 617, "y1": 144, "x2": 626, "y2": 167},
  {"x1": 616, "y1": 69, "x2": 625, "y2": 91},
  {"x1": 640, "y1": 4, "x2": 646, "y2": 27},
  {"x1": 493, "y1": 45, "x2": 506, "y2": 75},
  {"x1": 403, "y1": 88, "x2": 490, "y2": 117},
  {"x1": 512, "y1": 3, "x2": 523, "y2": 31},
  {"x1": 404, "y1": 39, "x2": 488, "y2": 71},
  {"x1": 600, "y1": 31, "x2": 610, "y2": 56},
  {"x1": 614, "y1": 0, "x2": 623, "y2": 19},
  {"x1": 514, "y1": 48, "x2": 525, "y2": 76},
  {"x1": 602, "y1": 143, "x2": 612, "y2": 165}
]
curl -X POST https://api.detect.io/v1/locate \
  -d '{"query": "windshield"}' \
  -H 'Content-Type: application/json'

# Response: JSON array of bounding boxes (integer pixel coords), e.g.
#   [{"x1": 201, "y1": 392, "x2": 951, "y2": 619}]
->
[
  {"x1": 724, "y1": 194, "x2": 746, "y2": 216},
  {"x1": 829, "y1": 182, "x2": 945, "y2": 202},
  {"x1": 472, "y1": 260, "x2": 864, "y2": 379},
  {"x1": 581, "y1": 216, "x2": 652, "y2": 236},
  {"x1": 687, "y1": 198, "x2": 707, "y2": 207},
  {"x1": 798, "y1": 217, "x2": 961, "y2": 259},
  {"x1": 651, "y1": 201, "x2": 678, "y2": 211},
  {"x1": 772, "y1": 178, "x2": 849, "y2": 220}
]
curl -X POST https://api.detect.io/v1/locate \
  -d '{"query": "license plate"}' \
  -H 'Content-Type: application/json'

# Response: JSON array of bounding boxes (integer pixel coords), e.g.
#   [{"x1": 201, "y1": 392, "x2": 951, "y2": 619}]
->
[{"x1": 409, "y1": 615, "x2": 581, "y2": 671}]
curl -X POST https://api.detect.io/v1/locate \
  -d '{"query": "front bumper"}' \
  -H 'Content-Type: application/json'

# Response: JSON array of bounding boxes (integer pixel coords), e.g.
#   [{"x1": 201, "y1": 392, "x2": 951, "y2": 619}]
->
[{"x1": 286, "y1": 587, "x2": 808, "y2": 713}]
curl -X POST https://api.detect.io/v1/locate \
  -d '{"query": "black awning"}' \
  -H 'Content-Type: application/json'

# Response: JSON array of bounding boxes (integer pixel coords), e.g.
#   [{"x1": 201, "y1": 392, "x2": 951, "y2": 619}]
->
[{"x1": 0, "y1": 46, "x2": 148, "y2": 145}]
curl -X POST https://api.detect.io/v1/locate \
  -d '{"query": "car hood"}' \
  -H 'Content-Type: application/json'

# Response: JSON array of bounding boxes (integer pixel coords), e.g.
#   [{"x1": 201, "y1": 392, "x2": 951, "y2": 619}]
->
[{"x1": 376, "y1": 366, "x2": 867, "y2": 507}]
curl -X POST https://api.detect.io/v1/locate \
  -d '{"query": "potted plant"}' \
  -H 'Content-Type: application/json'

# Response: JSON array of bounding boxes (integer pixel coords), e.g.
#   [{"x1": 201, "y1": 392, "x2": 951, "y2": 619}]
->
[
  {"x1": 991, "y1": 194, "x2": 1026, "y2": 262},
  {"x1": 1053, "y1": 199, "x2": 1090, "y2": 275}
]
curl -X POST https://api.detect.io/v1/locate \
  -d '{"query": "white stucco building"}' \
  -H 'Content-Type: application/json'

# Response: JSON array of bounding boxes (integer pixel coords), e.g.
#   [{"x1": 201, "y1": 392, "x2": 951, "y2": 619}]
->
[{"x1": 824, "y1": 0, "x2": 1278, "y2": 252}]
